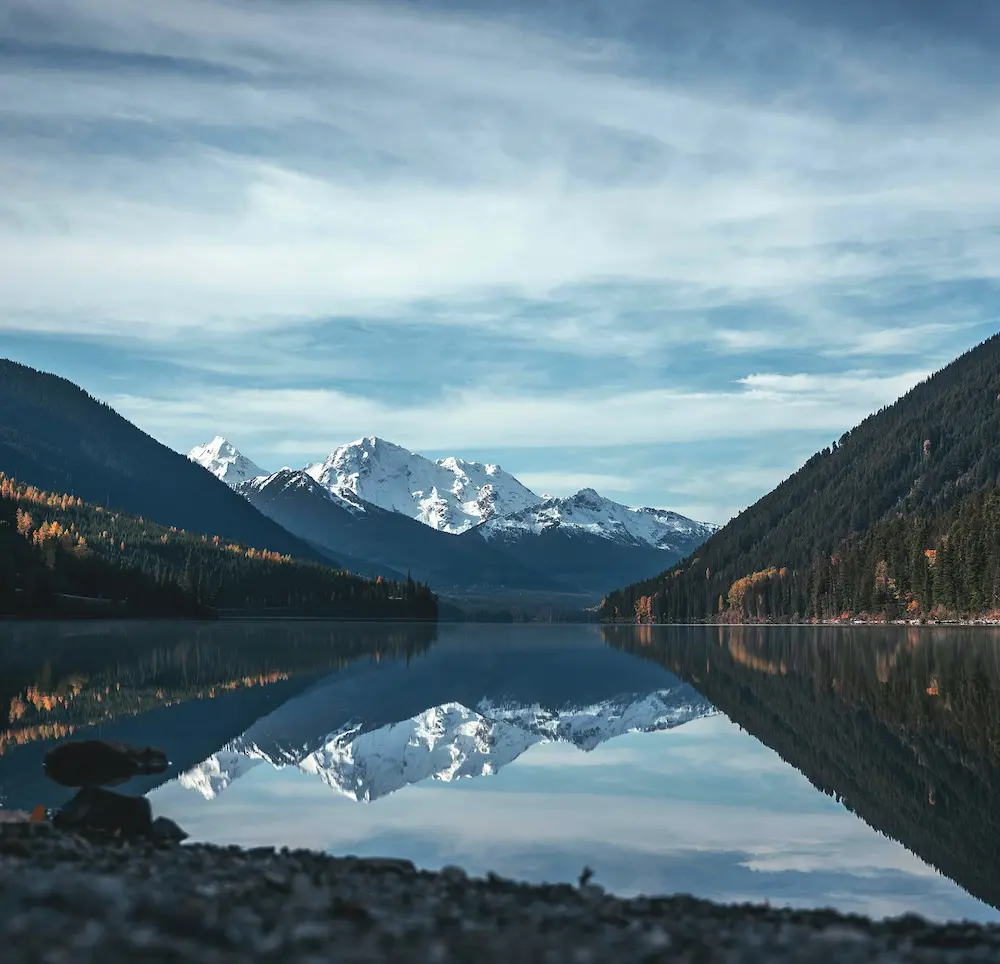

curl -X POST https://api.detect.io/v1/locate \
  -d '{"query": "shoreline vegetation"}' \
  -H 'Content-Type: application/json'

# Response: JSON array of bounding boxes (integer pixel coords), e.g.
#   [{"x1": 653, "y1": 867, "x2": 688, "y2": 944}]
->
[
  {"x1": 609, "y1": 615, "x2": 1000, "y2": 627},
  {"x1": 0, "y1": 473, "x2": 437, "y2": 622}
]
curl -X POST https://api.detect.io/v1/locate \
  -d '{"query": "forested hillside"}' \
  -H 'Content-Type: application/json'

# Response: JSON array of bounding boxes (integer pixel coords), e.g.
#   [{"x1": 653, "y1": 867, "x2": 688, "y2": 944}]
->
[
  {"x1": 0, "y1": 473, "x2": 437, "y2": 619},
  {"x1": 0, "y1": 360, "x2": 324, "y2": 562},
  {"x1": 602, "y1": 334, "x2": 1000, "y2": 623}
]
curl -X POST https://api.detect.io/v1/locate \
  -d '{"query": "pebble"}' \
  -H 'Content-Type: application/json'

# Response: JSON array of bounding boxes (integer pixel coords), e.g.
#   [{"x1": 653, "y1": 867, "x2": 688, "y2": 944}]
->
[{"x1": 2, "y1": 824, "x2": 999, "y2": 962}]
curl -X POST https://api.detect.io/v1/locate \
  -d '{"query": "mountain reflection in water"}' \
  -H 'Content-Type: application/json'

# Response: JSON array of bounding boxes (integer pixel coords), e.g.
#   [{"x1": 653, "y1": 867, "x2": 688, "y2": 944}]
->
[{"x1": 2, "y1": 621, "x2": 999, "y2": 923}]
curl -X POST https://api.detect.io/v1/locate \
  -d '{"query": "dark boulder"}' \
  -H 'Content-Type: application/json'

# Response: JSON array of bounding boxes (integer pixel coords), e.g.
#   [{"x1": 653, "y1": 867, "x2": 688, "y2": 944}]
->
[
  {"x1": 53, "y1": 787, "x2": 154, "y2": 837},
  {"x1": 151, "y1": 816, "x2": 189, "y2": 844}
]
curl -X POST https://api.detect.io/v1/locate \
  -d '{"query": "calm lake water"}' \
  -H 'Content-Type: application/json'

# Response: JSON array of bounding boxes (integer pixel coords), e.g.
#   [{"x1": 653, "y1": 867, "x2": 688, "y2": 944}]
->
[{"x1": 3, "y1": 620, "x2": 1000, "y2": 923}]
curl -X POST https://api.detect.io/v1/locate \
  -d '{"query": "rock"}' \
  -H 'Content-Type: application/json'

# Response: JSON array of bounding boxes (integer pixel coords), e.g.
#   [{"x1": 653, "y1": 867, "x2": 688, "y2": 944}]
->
[
  {"x1": 43, "y1": 740, "x2": 169, "y2": 788},
  {"x1": 53, "y1": 787, "x2": 153, "y2": 838},
  {"x1": 151, "y1": 817, "x2": 188, "y2": 845},
  {"x1": 51, "y1": 789, "x2": 188, "y2": 844}
]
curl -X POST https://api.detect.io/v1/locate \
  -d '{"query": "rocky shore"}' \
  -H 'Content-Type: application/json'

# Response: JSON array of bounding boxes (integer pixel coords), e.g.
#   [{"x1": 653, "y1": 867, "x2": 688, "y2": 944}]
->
[{"x1": 2, "y1": 823, "x2": 998, "y2": 963}]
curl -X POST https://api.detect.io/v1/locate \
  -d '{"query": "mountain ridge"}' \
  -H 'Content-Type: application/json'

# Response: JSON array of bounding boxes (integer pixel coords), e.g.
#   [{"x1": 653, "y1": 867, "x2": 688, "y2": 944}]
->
[
  {"x1": 188, "y1": 436, "x2": 265, "y2": 487},
  {"x1": 190, "y1": 435, "x2": 714, "y2": 552},
  {"x1": 234, "y1": 467, "x2": 568, "y2": 593},
  {"x1": 601, "y1": 333, "x2": 1000, "y2": 622},
  {"x1": 0, "y1": 360, "x2": 327, "y2": 564},
  {"x1": 192, "y1": 436, "x2": 716, "y2": 595},
  {"x1": 480, "y1": 487, "x2": 718, "y2": 551},
  {"x1": 304, "y1": 436, "x2": 541, "y2": 534}
]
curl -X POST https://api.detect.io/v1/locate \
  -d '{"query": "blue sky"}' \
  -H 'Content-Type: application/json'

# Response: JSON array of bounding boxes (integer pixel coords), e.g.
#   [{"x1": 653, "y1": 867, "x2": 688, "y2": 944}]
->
[{"x1": 1, "y1": 0, "x2": 998, "y2": 522}]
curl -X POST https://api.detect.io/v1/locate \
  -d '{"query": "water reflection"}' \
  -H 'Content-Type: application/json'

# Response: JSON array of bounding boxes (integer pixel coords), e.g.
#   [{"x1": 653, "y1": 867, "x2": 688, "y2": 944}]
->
[
  {"x1": 0, "y1": 620, "x2": 435, "y2": 808},
  {"x1": 2, "y1": 621, "x2": 999, "y2": 922},
  {"x1": 603, "y1": 624, "x2": 1000, "y2": 916},
  {"x1": 171, "y1": 627, "x2": 709, "y2": 802}
]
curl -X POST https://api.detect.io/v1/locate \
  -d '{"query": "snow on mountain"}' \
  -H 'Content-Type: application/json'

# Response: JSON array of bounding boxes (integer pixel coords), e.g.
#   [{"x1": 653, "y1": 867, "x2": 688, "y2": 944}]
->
[
  {"x1": 178, "y1": 689, "x2": 715, "y2": 803},
  {"x1": 480, "y1": 488, "x2": 718, "y2": 552},
  {"x1": 189, "y1": 434, "x2": 715, "y2": 551},
  {"x1": 303, "y1": 436, "x2": 541, "y2": 534},
  {"x1": 238, "y1": 468, "x2": 369, "y2": 516},
  {"x1": 188, "y1": 437, "x2": 266, "y2": 487}
]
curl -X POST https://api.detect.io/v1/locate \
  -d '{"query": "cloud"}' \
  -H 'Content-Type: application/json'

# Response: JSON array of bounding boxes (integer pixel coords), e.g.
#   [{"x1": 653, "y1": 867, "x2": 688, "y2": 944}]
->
[
  {"x1": 1, "y1": 0, "x2": 998, "y2": 515},
  {"x1": 108, "y1": 367, "x2": 928, "y2": 456},
  {"x1": 516, "y1": 472, "x2": 639, "y2": 498},
  {"x1": 1, "y1": 0, "x2": 999, "y2": 346}
]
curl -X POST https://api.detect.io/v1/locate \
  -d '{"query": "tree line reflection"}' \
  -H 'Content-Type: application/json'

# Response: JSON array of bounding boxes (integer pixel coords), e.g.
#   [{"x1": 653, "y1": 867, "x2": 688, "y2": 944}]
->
[{"x1": 603, "y1": 624, "x2": 1000, "y2": 911}]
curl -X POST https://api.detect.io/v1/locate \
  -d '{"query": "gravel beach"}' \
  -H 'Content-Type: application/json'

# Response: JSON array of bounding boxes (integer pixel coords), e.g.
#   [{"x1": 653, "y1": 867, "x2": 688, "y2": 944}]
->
[{"x1": 2, "y1": 822, "x2": 998, "y2": 963}]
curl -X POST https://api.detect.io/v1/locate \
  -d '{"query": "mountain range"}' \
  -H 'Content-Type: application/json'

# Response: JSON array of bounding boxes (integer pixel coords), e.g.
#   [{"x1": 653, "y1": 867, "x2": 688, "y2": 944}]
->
[
  {"x1": 304, "y1": 436, "x2": 540, "y2": 533},
  {"x1": 189, "y1": 435, "x2": 717, "y2": 596},
  {"x1": 0, "y1": 359, "x2": 715, "y2": 606}
]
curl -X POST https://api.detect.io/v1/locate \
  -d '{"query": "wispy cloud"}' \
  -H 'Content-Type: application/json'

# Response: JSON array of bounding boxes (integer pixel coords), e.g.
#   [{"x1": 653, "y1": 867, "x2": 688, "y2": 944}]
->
[
  {"x1": 0, "y1": 0, "x2": 996, "y2": 513},
  {"x1": 2, "y1": 0, "x2": 999, "y2": 335},
  {"x1": 108, "y1": 368, "x2": 927, "y2": 454}
]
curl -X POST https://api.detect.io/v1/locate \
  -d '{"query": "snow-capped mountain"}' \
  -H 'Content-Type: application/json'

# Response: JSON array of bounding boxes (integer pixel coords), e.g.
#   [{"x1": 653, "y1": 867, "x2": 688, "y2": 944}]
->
[
  {"x1": 188, "y1": 437, "x2": 266, "y2": 486},
  {"x1": 188, "y1": 434, "x2": 718, "y2": 594},
  {"x1": 304, "y1": 437, "x2": 541, "y2": 534},
  {"x1": 190, "y1": 434, "x2": 714, "y2": 550},
  {"x1": 480, "y1": 488, "x2": 718, "y2": 552},
  {"x1": 179, "y1": 689, "x2": 714, "y2": 803},
  {"x1": 235, "y1": 468, "x2": 562, "y2": 590},
  {"x1": 179, "y1": 750, "x2": 265, "y2": 799}
]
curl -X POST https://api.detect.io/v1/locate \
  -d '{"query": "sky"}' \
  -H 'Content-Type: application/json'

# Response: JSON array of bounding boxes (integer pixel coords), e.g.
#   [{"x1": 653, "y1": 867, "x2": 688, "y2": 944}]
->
[{"x1": 1, "y1": 0, "x2": 999, "y2": 523}]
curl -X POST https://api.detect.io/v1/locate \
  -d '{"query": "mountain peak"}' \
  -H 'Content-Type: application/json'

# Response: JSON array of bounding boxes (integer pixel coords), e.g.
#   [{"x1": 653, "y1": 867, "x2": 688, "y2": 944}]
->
[
  {"x1": 305, "y1": 438, "x2": 540, "y2": 533},
  {"x1": 350, "y1": 435, "x2": 390, "y2": 450},
  {"x1": 188, "y1": 437, "x2": 266, "y2": 487},
  {"x1": 481, "y1": 488, "x2": 718, "y2": 552},
  {"x1": 200, "y1": 435, "x2": 236, "y2": 457}
]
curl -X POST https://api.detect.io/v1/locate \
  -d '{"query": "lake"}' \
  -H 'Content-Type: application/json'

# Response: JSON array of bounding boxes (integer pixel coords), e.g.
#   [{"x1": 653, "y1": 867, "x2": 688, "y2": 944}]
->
[{"x1": 2, "y1": 620, "x2": 999, "y2": 923}]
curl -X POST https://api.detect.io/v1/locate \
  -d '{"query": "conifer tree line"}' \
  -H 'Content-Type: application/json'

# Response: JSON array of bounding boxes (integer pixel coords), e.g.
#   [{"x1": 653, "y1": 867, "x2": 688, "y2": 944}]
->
[
  {"x1": 605, "y1": 489, "x2": 1000, "y2": 623},
  {"x1": 0, "y1": 473, "x2": 437, "y2": 619},
  {"x1": 601, "y1": 334, "x2": 1000, "y2": 624}
]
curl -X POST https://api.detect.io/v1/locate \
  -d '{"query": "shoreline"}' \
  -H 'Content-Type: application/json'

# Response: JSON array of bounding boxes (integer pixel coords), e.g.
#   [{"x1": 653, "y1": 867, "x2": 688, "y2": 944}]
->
[
  {"x1": 2, "y1": 824, "x2": 999, "y2": 963},
  {"x1": 609, "y1": 618, "x2": 1000, "y2": 628}
]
